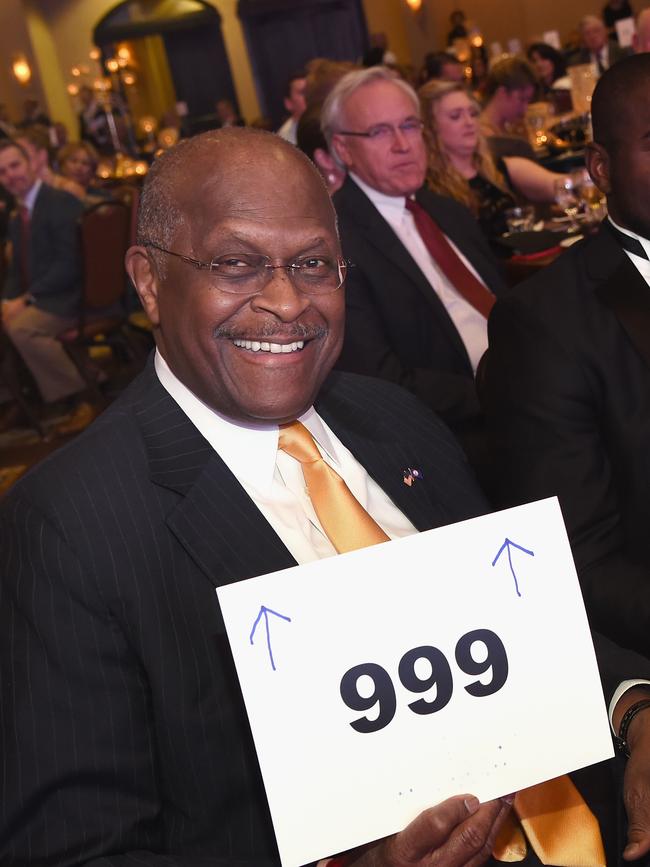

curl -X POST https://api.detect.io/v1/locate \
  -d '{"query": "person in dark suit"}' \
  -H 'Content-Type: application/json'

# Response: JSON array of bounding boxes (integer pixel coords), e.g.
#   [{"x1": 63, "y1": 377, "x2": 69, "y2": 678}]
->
[
  {"x1": 321, "y1": 66, "x2": 505, "y2": 466},
  {"x1": 0, "y1": 139, "x2": 97, "y2": 433},
  {"x1": 3, "y1": 127, "x2": 650, "y2": 867},
  {"x1": 569, "y1": 15, "x2": 631, "y2": 72},
  {"x1": 483, "y1": 54, "x2": 650, "y2": 660}
]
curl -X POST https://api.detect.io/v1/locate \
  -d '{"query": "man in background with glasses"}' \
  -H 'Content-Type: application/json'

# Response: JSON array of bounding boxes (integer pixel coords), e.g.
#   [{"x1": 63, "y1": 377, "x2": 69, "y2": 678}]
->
[{"x1": 322, "y1": 67, "x2": 505, "y2": 477}]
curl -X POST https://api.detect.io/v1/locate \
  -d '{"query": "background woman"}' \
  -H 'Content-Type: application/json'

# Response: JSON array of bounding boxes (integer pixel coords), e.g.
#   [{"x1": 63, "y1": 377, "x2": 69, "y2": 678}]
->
[
  {"x1": 57, "y1": 140, "x2": 100, "y2": 195},
  {"x1": 420, "y1": 79, "x2": 566, "y2": 238}
]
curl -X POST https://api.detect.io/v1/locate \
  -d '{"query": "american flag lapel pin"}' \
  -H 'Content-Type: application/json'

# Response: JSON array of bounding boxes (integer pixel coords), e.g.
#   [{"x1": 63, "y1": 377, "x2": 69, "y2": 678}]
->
[{"x1": 403, "y1": 467, "x2": 423, "y2": 487}]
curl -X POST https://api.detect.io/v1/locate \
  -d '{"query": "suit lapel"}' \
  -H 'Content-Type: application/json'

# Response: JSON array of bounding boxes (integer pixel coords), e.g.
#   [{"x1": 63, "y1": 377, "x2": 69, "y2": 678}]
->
[
  {"x1": 592, "y1": 227, "x2": 650, "y2": 370},
  {"x1": 316, "y1": 378, "x2": 448, "y2": 531},
  {"x1": 133, "y1": 364, "x2": 296, "y2": 587},
  {"x1": 337, "y1": 179, "x2": 472, "y2": 365}
]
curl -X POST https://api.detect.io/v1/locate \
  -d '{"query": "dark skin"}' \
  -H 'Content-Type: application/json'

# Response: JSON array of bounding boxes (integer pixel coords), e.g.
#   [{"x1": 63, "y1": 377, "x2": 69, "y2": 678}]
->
[
  {"x1": 586, "y1": 92, "x2": 650, "y2": 239},
  {"x1": 125, "y1": 129, "x2": 512, "y2": 865},
  {"x1": 586, "y1": 90, "x2": 650, "y2": 859}
]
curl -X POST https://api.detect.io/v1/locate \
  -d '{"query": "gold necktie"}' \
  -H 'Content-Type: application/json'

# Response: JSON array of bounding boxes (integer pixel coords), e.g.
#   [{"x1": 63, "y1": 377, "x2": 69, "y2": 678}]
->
[
  {"x1": 278, "y1": 421, "x2": 390, "y2": 553},
  {"x1": 493, "y1": 775, "x2": 606, "y2": 866}
]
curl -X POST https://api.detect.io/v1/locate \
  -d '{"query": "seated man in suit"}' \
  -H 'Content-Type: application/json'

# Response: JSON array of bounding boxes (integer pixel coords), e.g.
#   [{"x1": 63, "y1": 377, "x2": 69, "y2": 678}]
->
[
  {"x1": 483, "y1": 54, "x2": 650, "y2": 660},
  {"x1": 3, "y1": 127, "x2": 650, "y2": 866},
  {"x1": 569, "y1": 14, "x2": 631, "y2": 73},
  {"x1": 0, "y1": 139, "x2": 97, "y2": 434},
  {"x1": 321, "y1": 66, "x2": 506, "y2": 447}
]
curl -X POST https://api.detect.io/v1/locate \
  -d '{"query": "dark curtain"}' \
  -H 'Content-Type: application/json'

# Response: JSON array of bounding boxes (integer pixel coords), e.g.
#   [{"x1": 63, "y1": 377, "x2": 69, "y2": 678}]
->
[
  {"x1": 238, "y1": 0, "x2": 368, "y2": 128},
  {"x1": 163, "y1": 21, "x2": 240, "y2": 132}
]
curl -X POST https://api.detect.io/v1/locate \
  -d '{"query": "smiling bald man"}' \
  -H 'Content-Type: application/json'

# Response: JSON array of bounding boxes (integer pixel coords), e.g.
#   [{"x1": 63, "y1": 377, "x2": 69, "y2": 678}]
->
[{"x1": 2, "y1": 129, "x2": 650, "y2": 867}]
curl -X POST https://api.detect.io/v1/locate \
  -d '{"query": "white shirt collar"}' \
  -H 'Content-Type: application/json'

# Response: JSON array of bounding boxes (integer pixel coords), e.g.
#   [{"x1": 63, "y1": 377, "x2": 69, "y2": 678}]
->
[
  {"x1": 349, "y1": 172, "x2": 407, "y2": 215},
  {"x1": 154, "y1": 349, "x2": 341, "y2": 496},
  {"x1": 21, "y1": 178, "x2": 42, "y2": 213},
  {"x1": 608, "y1": 215, "x2": 650, "y2": 260}
]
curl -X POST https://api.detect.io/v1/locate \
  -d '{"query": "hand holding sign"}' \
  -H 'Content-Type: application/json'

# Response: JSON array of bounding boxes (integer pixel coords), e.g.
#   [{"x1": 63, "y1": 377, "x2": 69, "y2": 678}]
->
[{"x1": 352, "y1": 795, "x2": 512, "y2": 867}]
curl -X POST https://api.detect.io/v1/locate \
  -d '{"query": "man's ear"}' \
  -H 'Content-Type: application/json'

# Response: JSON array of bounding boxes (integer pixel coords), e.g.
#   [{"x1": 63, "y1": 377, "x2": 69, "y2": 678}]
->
[
  {"x1": 585, "y1": 142, "x2": 611, "y2": 195},
  {"x1": 125, "y1": 246, "x2": 161, "y2": 327},
  {"x1": 330, "y1": 134, "x2": 352, "y2": 171}
]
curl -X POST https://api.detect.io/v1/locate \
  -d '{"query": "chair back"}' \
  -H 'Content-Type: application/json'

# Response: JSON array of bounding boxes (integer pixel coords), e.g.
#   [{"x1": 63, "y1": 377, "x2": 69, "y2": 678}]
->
[{"x1": 80, "y1": 200, "x2": 130, "y2": 310}]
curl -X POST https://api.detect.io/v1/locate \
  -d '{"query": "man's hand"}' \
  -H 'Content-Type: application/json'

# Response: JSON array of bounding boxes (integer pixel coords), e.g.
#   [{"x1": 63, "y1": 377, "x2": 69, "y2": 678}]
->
[
  {"x1": 613, "y1": 690, "x2": 650, "y2": 860},
  {"x1": 352, "y1": 795, "x2": 513, "y2": 867},
  {"x1": 1, "y1": 295, "x2": 27, "y2": 324}
]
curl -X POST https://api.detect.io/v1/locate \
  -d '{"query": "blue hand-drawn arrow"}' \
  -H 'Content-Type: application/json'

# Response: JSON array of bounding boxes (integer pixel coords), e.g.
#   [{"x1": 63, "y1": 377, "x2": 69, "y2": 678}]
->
[
  {"x1": 491, "y1": 538, "x2": 535, "y2": 597},
  {"x1": 249, "y1": 605, "x2": 292, "y2": 671}
]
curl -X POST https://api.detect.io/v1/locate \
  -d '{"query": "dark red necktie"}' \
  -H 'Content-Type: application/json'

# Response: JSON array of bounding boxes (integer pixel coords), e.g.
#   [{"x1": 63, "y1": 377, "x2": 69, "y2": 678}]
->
[
  {"x1": 405, "y1": 198, "x2": 496, "y2": 318},
  {"x1": 18, "y1": 204, "x2": 30, "y2": 292}
]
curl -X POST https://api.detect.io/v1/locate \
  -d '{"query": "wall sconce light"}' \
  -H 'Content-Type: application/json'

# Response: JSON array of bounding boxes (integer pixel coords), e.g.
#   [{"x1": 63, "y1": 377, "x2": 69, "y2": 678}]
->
[
  {"x1": 12, "y1": 54, "x2": 32, "y2": 85},
  {"x1": 405, "y1": 0, "x2": 422, "y2": 9}
]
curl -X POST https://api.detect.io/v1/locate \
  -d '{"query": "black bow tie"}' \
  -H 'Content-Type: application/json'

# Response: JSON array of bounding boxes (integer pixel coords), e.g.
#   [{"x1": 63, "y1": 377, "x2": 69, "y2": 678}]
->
[{"x1": 606, "y1": 221, "x2": 649, "y2": 260}]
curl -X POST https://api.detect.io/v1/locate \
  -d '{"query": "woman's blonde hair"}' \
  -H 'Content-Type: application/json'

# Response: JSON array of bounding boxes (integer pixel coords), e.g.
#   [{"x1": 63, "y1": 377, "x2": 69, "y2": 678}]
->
[{"x1": 418, "y1": 79, "x2": 508, "y2": 211}]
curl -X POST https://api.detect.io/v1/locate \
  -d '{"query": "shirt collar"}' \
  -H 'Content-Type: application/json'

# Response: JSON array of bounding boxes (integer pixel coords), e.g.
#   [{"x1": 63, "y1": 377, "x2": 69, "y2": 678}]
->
[
  {"x1": 608, "y1": 215, "x2": 650, "y2": 261},
  {"x1": 21, "y1": 178, "x2": 42, "y2": 214},
  {"x1": 349, "y1": 172, "x2": 407, "y2": 216},
  {"x1": 154, "y1": 350, "x2": 341, "y2": 495}
]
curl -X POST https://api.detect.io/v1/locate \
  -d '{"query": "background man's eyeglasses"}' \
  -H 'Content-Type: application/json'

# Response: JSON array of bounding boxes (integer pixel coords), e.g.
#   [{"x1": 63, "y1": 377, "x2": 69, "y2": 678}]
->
[
  {"x1": 335, "y1": 119, "x2": 424, "y2": 142},
  {"x1": 143, "y1": 241, "x2": 350, "y2": 296}
]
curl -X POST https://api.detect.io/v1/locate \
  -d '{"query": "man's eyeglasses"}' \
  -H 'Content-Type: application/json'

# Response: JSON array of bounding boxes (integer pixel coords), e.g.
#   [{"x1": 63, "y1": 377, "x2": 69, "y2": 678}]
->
[
  {"x1": 143, "y1": 241, "x2": 350, "y2": 296},
  {"x1": 335, "y1": 119, "x2": 424, "y2": 142}
]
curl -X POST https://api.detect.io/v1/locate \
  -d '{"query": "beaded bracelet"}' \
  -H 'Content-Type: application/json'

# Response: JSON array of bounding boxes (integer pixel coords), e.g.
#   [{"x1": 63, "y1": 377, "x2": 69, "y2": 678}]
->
[{"x1": 616, "y1": 698, "x2": 650, "y2": 756}]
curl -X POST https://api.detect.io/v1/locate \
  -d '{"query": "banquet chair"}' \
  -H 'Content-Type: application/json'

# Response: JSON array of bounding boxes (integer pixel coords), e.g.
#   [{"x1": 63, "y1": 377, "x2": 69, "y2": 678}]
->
[{"x1": 57, "y1": 200, "x2": 131, "y2": 404}]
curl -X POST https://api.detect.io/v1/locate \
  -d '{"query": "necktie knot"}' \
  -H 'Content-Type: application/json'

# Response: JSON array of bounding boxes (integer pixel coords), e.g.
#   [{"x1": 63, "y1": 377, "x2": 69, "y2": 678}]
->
[
  {"x1": 277, "y1": 420, "x2": 389, "y2": 553},
  {"x1": 278, "y1": 421, "x2": 323, "y2": 465}
]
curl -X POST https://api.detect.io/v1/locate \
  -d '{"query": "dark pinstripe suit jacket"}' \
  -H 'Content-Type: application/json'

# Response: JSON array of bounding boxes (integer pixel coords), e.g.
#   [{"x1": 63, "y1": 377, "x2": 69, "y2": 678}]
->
[{"x1": 1, "y1": 360, "x2": 500, "y2": 866}]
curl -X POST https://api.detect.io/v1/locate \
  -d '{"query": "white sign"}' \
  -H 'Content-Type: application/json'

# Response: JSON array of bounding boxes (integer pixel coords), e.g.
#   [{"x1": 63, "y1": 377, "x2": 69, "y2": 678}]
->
[
  {"x1": 508, "y1": 38, "x2": 523, "y2": 55},
  {"x1": 543, "y1": 30, "x2": 562, "y2": 50},
  {"x1": 616, "y1": 17, "x2": 636, "y2": 48},
  {"x1": 217, "y1": 498, "x2": 613, "y2": 867}
]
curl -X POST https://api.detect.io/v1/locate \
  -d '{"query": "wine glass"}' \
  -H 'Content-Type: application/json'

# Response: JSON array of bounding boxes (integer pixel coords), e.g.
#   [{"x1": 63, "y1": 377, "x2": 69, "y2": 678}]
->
[{"x1": 554, "y1": 177, "x2": 580, "y2": 231}]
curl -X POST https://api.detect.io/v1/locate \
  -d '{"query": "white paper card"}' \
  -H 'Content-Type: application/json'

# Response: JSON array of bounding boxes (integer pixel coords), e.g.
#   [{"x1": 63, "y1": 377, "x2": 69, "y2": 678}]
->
[
  {"x1": 616, "y1": 17, "x2": 636, "y2": 48},
  {"x1": 543, "y1": 30, "x2": 562, "y2": 50},
  {"x1": 217, "y1": 498, "x2": 614, "y2": 867},
  {"x1": 508, "y1": 38, "x2": 522, "y2": 55}
]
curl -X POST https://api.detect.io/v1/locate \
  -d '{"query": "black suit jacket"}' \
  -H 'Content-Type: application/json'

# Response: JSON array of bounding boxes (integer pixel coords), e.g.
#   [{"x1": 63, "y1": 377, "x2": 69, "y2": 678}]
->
[
  {"x1": 484, "y1": 222, "x2": 650, "y2": 657},
  {"x1": 568, "y1": 40, "x2": 631, "y2": 68},
  {"x1": 333, "y1": 178, "x2": 506, "y2": 431},
  {"x1": 1, "y1": 362, "x2": 505, "y2": 866},
  {"x1": 3, "y1": 182, "x2": 84, "y2": 317}
]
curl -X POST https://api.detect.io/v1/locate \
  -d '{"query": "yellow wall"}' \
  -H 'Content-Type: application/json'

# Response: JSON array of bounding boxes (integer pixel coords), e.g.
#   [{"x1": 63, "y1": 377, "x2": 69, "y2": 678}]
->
[
  {"x1": 16, "y1": 0, "x2": 262, "y2": 133},
  {"x1": 0, "y1": 0, "x2": 46, "y2": 123}
]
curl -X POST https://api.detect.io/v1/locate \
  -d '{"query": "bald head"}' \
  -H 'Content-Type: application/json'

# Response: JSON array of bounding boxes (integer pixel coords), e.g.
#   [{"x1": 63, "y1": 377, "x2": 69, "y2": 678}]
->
[
  {"x1": 137, "y1": 127, "x2": 333, "y2": 274},
  {"x1": 587, "y1": 53, "x2": 650, "y2": 237},
  {"x1": 591, "y1": 53, "x2": 650, "y2": 151}
]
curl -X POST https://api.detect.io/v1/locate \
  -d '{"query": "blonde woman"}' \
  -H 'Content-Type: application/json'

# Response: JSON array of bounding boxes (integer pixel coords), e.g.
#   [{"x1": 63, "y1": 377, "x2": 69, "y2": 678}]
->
[{"x1": 419, "y1": 79, "x2": 565, "y2": 238}]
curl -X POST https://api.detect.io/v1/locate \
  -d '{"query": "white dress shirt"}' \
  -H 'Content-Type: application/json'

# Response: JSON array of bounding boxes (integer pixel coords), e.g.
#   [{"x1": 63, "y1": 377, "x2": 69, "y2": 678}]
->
[
  {"x1": 20, "y1": 177, "x2": 42, "y2": 214},
  {"x1": 349, "y1": 172, "x2": 489, "y2": 372},
  {"x1": 155, "y1": 351, "x2": 417, "y2": 565}
]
